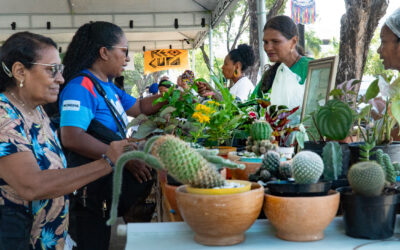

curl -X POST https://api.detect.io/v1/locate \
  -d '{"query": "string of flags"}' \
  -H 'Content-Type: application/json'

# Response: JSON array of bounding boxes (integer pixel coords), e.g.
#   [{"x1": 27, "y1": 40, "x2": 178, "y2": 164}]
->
[{"x1": 291, "y1": 0, "x2": 316, "y2": 25}]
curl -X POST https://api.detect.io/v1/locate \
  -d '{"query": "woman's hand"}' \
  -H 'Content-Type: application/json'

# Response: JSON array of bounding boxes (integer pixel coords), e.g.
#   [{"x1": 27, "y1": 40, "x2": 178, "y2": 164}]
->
[
  {"x1": 196, "y1": 81, "x2": 214, "y2": 97},
  {"x1": 125, "y1": 160, "x2": 153, "y2": 183},
  {"x1": 105, "y1": 140, "x2": 152, "y2": 183}
]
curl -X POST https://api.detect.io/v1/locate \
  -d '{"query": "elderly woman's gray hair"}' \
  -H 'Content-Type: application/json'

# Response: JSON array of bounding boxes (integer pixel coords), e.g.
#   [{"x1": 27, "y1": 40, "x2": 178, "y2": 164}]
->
[{"x1": 385, "y1": 8, "x2": 400, "y2": 39}]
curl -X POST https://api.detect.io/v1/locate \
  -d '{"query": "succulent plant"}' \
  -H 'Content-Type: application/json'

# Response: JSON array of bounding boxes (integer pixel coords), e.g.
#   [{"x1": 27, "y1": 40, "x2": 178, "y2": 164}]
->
[
  {"x1": 250, "y1": 121, "x2": 272, "y2": 141},
  {"x1": 348, "y1": 161, "x2": 385, "y2": 197},
  {"x1": 322, "y1": 141, "x2": 342, "y2": 181},
  {"x1": 315, "y1": 99, "x2": 353, "y2": 140},
  {"x1": 375, "y1": 149, "x2": 397, "y2": 184},
  {"x1": 292, "y1": 151, "x2": 324, "y2": 184},
  {"x1": 262, "y1": 150, "x2": 280, "y2": 176},
  {"x1": 106, "y1": 135, "x2": 245, "y2": 225},
  {"x1": 279, "y1": 161, "x2": 292, "y2": 179},
  {"x1": 245, "y1": 137, "x2": 278, "y2": 155}
]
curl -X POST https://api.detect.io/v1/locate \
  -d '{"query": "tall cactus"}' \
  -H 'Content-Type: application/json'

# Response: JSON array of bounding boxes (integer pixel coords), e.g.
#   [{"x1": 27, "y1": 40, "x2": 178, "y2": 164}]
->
[
  {"x1": 292, "y1": 151, "x2": 324, "y2": 184},
  {"x1": 375, "y1": 149, "x2": 397, "y2": 184},
  {"x1": 322, "y1": 141, "x2": 342, "y2": 181},
  {"x1": 348, "y1": 161, "x2": 385, "y2": 197},
  {"x1": 106, "y1": 135, "x2": 245, "y2": 225}
]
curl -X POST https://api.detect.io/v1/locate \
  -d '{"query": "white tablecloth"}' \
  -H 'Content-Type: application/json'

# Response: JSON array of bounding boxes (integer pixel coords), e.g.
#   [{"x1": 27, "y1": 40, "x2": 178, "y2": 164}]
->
[{"x1": 123, "y1": 215, "x2": 400, "y2": 250}]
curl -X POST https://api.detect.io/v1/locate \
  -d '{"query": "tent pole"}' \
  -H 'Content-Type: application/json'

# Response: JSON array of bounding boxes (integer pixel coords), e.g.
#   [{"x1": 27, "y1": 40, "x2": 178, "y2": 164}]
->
[
  {"x1": 209, "y1": 26, "x2": 214, "y2": 86},
  {"x1": 191, "y1": 48, "x2": 196, "y2": 73},
  {"x1": 257, "y1": 0, "x2": 266, "y2": 73}
]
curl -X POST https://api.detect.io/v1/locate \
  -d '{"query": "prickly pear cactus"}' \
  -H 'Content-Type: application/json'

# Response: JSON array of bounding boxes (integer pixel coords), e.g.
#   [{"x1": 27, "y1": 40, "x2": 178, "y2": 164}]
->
[
  {"x1": 348, "y1": 161, "x2": 385, "y2": 197},
  {"x1": 250, "y1": 121, "x2": 272, "y2": 141},
  {"x1": 106, "y1": 135, "x2": 245, "y2": 226},
  {"x1": 279, "y1": 161, "x2": 292, "y2": 179},
  {"x1": 292, "y1": 151, "x2": 324, "y2": 184},
  {"x1": 322, "y1": 141, "x2": 342, "y2": 181},
  {"x1": 262, "y1": 150, "x2": 280, "y2": 176}
]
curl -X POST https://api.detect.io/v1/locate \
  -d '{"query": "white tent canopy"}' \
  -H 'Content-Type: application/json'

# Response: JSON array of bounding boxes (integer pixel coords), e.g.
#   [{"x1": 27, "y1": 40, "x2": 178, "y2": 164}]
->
[{"x1": 0, "y1": 0, "x2": 239, "y2": 52}]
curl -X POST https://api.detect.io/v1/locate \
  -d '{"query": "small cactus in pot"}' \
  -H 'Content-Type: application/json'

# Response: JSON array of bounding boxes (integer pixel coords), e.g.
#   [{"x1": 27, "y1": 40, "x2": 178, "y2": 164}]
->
[
  {"x1": 107, "y1": 135, "x2": 245, "y2": 225},
  {"x1": 292, "y1": 151, "x2": 324, "y2": 184}
]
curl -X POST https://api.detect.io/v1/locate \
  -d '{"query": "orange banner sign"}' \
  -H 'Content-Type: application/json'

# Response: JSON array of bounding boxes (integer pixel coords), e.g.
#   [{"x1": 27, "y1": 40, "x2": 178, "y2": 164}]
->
[{"x1": 144, "y1": 49, "x2": 189, "y2": 74}]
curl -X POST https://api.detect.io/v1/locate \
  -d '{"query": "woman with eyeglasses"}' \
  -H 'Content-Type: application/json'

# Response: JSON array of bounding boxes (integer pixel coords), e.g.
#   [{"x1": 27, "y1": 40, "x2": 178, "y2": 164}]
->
[
  {"x1": 58, "y1": 21, "x2": 166, "y2": 250},
  {"x1": 0, "y1": 32, "x2": 133, "y2": 250}
]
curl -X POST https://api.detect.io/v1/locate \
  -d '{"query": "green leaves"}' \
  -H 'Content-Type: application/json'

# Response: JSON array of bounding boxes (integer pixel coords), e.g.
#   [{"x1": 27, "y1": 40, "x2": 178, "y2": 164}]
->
[{"x1": 365, "y1": 78, "x2": 379, "y2": 102}]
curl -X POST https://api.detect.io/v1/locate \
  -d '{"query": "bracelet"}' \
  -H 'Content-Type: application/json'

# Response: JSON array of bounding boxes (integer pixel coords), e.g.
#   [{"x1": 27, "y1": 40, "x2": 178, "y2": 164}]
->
[{"x1": 101, "y1": 154, "x2": 115, "y2": 171}]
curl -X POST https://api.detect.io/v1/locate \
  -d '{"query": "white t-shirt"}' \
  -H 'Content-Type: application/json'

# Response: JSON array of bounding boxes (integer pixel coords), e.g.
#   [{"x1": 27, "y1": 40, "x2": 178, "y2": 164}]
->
[{"x1": 229, "y1": 76, "x2": 255, "y2": 102}]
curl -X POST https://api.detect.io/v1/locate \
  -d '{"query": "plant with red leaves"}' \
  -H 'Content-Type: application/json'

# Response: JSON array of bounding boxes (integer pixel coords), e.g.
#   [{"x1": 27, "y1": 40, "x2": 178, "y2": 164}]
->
[{"x1": 263, "y1": 104, "x2": 306, "y2": 148}]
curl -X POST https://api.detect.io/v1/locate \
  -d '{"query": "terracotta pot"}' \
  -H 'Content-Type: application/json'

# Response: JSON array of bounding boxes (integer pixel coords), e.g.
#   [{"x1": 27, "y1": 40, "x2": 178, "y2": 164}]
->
[
  {"x1": 231, "y1": 161, "x2": 262, "y2": 180},
  {"x1": 176, "y1": 183, "x2": 264, "y2": 246},
  {"x1": 214, "y1": 146, "x2": 237, "y2": 158},
  {"x1": 263, "y1": 190, "x2": 340, "y2": 241},
  {"x1": 164, "y1": 183, "x2": 181, "y2": 218}
]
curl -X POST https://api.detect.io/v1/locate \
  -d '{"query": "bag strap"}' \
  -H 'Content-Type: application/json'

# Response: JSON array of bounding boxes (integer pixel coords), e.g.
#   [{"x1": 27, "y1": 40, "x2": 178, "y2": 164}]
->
[{"x1": 75, "y1": 73, "x2": 127, "y2": 138}]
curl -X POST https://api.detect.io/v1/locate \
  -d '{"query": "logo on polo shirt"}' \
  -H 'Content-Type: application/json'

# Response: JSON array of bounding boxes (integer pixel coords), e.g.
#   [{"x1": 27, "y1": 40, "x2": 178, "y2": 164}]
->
[{"x1": 62, "y1": 100, "x2": 80, "y2": 111}]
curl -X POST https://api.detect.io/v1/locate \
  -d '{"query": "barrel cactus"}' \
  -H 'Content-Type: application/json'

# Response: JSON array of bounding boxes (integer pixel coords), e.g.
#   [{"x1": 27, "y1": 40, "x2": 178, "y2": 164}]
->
[
  {"x1": 348, "y1": 161, "x2": 385, "y2": 197},
  {"x1": 292, "y1": 151, "x2": 324, "y2": 184},
  {"x1": 107, "y1": 135, "x2": 245, "y2": 225},
  {"x1": 262, "y1": 150, "x2": 280, "y2": 176},
  {"x1": 250, "y1": 121, "x2": 272, "y2": 141},
  {"x1": 279, "y1": 161, "x2": 292, "y2": 179},
  {"x1": 316, "y1": 99, "x2": 353, "y2": 140}
]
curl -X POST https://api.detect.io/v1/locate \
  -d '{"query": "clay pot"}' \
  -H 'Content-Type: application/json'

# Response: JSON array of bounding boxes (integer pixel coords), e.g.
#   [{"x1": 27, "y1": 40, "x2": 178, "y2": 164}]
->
[
  {"x1": 263, "y1": 190, "x2": 340, "y2": 241},
  {"x1": 164, "y1": 183, "x2": 181, "y2": 218},
  {"x1": 231, "y1": 161, "x2": 262, "y2": 180},
  {"x1": 214, "y1": 146, "x2": 237, "y2": 158},
  {"x1": 176, "y1": 182, "x2": 264, "y2": 246}
]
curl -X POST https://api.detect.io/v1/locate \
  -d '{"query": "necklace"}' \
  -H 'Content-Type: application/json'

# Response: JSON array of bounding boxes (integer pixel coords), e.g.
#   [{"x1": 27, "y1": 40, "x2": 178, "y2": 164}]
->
[{"x1": 7, "y1": 90, "x2": 47, "y2": 140}]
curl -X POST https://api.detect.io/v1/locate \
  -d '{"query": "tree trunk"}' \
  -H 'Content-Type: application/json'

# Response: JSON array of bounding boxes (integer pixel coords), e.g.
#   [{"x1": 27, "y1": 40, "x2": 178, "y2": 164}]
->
[
  {"x1": 200, "y1": 44, "x2": 211, "y2": 72},
  {"x1": 248, "y1": 0, "x2": 286, "y2": 85},
  {"x1": 248, "y1": 0, "x2": 260, "y2": 85},
  {"x1": 336, "y1": 0, "x2": 388, "y2": 92}
]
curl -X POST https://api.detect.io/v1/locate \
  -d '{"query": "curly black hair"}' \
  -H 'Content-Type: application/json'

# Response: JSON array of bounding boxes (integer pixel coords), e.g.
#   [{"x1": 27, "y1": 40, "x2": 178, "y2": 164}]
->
[
  {"x1": 0, "y1": 32, "x2": 57, "y2": 92},
  {"x1": 260, "y1": 15, "x2": 304, "y2": 94},
  {"x1": 228, "y1": 44, "x2": 255, "y2": 72},
  {"x1": 62, "y1": 21, "x2": 124, "y2": 83}
]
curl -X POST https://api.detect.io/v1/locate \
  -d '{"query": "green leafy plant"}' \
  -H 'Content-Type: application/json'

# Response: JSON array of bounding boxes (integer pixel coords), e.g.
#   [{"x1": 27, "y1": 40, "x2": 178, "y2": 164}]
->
[{"x1": 330, "y1": 75, "x2": 400, "y2": 146}]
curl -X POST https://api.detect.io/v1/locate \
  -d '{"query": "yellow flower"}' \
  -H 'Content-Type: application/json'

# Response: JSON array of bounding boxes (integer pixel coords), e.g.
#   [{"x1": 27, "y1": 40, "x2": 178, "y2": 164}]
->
[
  {"x1": 192, "y1": 112, "x2": 210, "y2": 123},
  {"x1": 195, "y1": 103, "x2": 214, "y2": 114},
  {"x1": 207, "y1": 100, "x2": 220, "y2": 106}
]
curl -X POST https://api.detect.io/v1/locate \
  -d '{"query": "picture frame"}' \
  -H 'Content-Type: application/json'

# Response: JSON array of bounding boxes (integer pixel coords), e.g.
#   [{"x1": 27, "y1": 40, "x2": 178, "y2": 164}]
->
[{"x1": 300, "y1": 56, "x2": 339, "y2": 139}]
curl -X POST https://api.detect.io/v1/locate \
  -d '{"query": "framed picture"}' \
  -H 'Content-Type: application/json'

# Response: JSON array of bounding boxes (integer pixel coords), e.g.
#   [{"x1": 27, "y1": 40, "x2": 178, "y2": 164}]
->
[{"x1": 300, "y1": 56, "x2": 339, "y2": 140}]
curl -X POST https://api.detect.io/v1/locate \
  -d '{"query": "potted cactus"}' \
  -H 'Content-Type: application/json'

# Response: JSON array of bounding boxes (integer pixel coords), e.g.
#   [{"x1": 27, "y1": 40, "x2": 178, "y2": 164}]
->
[
  {"x1": 339, "y1": 148, "x2": 400, "y2": 240},
  {"x1": 106, "y1": 135, "x2": 264, "y2": 246},
  {"x1": 263, "y1": 151, "x2": 340, "y2": 241}
]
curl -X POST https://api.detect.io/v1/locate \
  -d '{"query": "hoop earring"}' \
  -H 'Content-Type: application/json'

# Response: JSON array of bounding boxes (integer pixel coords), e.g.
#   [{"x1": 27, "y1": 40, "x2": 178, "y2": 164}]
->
[
  {"x1": 234, "y1": 70, "x2": 239, "y2": 78},
  {"x1": 19, "y1": 79, "x2": 24, "y2": 88}
]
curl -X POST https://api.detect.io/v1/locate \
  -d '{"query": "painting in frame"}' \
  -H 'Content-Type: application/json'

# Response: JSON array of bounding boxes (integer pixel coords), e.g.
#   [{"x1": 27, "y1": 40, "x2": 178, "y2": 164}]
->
[{"x1": 300, "y1": 56, "x2": 339, "y2": 140}]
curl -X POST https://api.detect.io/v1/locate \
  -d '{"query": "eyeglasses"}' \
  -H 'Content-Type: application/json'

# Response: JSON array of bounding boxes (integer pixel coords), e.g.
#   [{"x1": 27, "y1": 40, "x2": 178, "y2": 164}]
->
[
  {"x1": 30, "y1": 63, "x2": 64, "y2": 78},
  {"x1": 112, "y1": 46, "x2": 129, "y2": 57}
]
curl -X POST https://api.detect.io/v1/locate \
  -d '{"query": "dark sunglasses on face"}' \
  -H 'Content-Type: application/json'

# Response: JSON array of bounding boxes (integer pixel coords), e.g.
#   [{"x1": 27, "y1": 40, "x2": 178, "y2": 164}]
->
[
  {"x1": 30, "y1": 63, "x2": 64, "y2": 78},
  {"x1": 112, "y1": 46, "x2": 129, "y2": 57}
]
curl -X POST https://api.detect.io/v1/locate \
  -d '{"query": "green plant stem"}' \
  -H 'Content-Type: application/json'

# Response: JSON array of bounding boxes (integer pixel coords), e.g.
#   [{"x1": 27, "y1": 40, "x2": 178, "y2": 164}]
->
[{"x1": 312, "y1": 114, "x2": 325, "y2": 142}]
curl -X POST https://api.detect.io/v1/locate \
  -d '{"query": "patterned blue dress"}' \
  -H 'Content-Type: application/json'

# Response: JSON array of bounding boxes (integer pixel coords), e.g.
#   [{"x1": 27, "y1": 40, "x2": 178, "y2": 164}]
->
[{"x1": 0, "y1": 93, "x2": 69, "y2": 250}]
